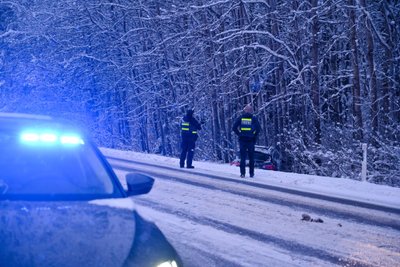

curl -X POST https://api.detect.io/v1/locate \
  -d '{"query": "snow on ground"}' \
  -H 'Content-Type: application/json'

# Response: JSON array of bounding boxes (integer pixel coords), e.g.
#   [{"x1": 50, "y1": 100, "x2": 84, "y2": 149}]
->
[
  {"x1": 100, "y1": 147, "x2": 400, "y2": 266},
  {"x1": 101, "y1": 148, "x2": 400, "y2": 209}
]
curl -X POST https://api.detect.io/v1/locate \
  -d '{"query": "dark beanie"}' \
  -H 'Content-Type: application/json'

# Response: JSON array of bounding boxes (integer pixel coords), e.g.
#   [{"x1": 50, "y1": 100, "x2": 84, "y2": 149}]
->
[{"x1": 186, "y1": 109, "x2": 194, "y2": 117}]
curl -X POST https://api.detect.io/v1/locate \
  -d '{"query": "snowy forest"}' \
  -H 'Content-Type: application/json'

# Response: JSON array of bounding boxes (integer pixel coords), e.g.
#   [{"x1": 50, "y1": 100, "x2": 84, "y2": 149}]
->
[{"x1": 0, "y1": 0, "x2": 399, "y2": 186}]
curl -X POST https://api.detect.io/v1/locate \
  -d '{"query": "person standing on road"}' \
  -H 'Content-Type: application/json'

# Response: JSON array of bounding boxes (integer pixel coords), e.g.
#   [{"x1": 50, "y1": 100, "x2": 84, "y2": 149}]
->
[
  {"x1": 180, "y1": 109, "x2": 202, "y2": 169},
  {"x1": 232, "y1": 104, "x2": 261, "y2": 178}
]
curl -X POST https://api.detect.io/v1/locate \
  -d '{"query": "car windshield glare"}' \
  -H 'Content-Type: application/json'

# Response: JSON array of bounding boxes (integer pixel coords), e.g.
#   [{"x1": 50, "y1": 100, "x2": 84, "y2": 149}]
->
[{"x1": 0, "y1": 125, "x2": 118, "y2": 200}]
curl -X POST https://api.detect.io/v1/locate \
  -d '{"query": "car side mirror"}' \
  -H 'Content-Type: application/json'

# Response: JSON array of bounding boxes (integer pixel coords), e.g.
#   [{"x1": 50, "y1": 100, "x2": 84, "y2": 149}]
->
[{"x1": 125, "y1": 173, "x2": 154, "y2": 196}]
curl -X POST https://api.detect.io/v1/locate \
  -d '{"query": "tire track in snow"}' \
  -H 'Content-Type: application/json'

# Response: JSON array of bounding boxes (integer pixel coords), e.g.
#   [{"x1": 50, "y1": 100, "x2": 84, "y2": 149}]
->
[
  {"x1": 110, "y1": 161, "x2": 400, "y2": 231},
  {"x1": 107, "y1": 156, "x2": 400, "y2": 215},
  {"x1": 134, "y1": 197, "x2": 374, "y2": 267}
]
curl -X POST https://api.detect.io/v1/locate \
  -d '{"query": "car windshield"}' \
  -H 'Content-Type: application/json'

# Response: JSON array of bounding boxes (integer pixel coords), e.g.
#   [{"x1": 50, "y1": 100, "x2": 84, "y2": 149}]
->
[{"x1": 0, "y1": 121, "x2": 120, "y2": 200}]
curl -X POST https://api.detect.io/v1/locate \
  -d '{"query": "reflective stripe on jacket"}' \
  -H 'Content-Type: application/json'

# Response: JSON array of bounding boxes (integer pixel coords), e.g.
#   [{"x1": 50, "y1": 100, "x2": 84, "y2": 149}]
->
[
  {"x1": 181, "y1": 121, "x2": 197, "y2": 135},
  {"x1": 181, "y1": 122, "x2": 190, "y2": 131},
  {"x1": 240, "y1": 118, "x2": 256, "y2": 134},
  {"x1": 233, "y1": 113, "x2": 261, "y2": 142}
]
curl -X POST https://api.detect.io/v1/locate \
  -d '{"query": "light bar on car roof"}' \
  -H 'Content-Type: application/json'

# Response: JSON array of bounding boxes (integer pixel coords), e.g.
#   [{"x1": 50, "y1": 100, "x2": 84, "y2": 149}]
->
[
  {"x1": 20, "y1": 133, "x2": 40, "y2": 142},
  {"x1": 20, "y1": 132, "x2": 84, "y2": 145},
  {"x1": 40, "y1": 133, "x2": 57, "y2": 142},
  {"x1": 60, "y1": 135, "x2": 85, "y2": 145}
]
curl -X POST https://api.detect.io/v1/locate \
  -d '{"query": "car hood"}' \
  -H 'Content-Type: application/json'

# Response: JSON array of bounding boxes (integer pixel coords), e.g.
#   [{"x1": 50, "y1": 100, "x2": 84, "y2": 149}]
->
[{"x1": 0, "y1": 199, "x2": 136, "y2": 267}]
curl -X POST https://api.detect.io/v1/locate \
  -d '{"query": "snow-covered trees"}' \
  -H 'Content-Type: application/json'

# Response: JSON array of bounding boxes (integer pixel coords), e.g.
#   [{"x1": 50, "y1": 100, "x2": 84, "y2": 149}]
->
[{"x1": 1, "y1": 0, "x2": 399, "y2": 185}]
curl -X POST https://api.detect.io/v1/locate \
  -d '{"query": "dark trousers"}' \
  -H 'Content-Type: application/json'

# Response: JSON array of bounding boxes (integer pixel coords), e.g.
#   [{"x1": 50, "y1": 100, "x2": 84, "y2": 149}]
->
[
  {"x1": 240, "y1": 141, "x2": 255, "y2": 176},
  {"x1": 180, "y1": 139, "x2": 195, "y2": 167}
]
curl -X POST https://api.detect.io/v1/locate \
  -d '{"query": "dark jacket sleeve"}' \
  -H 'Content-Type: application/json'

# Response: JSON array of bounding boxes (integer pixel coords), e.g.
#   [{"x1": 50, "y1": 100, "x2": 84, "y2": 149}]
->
[
  {"x1": 232, "y1": 117, "x2": 241, "y2": 136},
  {"x1": 192, "y1": 118, "x2": 202, "y2": 131}
]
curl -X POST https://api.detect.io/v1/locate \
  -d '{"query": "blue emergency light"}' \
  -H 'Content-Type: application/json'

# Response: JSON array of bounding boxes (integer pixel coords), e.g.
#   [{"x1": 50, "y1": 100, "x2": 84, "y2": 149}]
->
[
  {"x1": 40, "y1": 133, "x2": 57, "y2": 142},
  {"x1": 20, "y1": 133, "x2": 40, "y2": 142},
  {"x1": 60, "y1": 135, "x2": 85, "y2": 145},
  {"x1": 20, "y1": 132, "x2": 84, "y2": 145}
]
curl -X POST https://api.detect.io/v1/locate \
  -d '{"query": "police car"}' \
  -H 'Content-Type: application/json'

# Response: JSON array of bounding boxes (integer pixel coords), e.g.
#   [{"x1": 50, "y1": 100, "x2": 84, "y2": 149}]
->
[{"x1": 0, "y1": 113, "x2": 182, "y2": 267}]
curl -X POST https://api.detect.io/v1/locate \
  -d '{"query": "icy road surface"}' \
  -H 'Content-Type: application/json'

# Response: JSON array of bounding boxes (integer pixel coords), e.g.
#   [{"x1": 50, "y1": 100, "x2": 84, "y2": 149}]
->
[{"x1": 102, "y1": 149, "x2": 400, "y2": 267}]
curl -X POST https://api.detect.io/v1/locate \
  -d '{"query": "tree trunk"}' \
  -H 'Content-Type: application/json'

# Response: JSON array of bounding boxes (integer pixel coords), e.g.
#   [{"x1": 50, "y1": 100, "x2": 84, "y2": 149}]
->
[
  {"x1": 359, "y1": 0, "x2": 378, "y2": 144},
  {"x1": 348, "y1": 0, "x2": 364, "y2": 141},
  {"x1": 381, "y1": 1, "x2": 397, "y2": 141},
  {"x1": 310, "y1": 0, "x2": 321, "y2": 144}
]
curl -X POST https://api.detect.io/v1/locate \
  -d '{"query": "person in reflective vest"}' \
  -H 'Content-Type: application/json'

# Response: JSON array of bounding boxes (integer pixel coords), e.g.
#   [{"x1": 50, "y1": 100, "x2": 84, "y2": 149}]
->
[
  {"x1": 180, "y1": 109, "x2": 202, "y2": 168},
  {"x1": 232, "y1": 104, "x2": 261, "y2": 178}
]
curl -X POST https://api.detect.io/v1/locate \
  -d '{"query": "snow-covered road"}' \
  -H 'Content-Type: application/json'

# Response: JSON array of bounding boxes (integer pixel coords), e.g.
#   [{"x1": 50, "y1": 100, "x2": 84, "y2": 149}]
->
[{"x1": 102, "y1": 149, "x2": 400, "y2": 267}]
